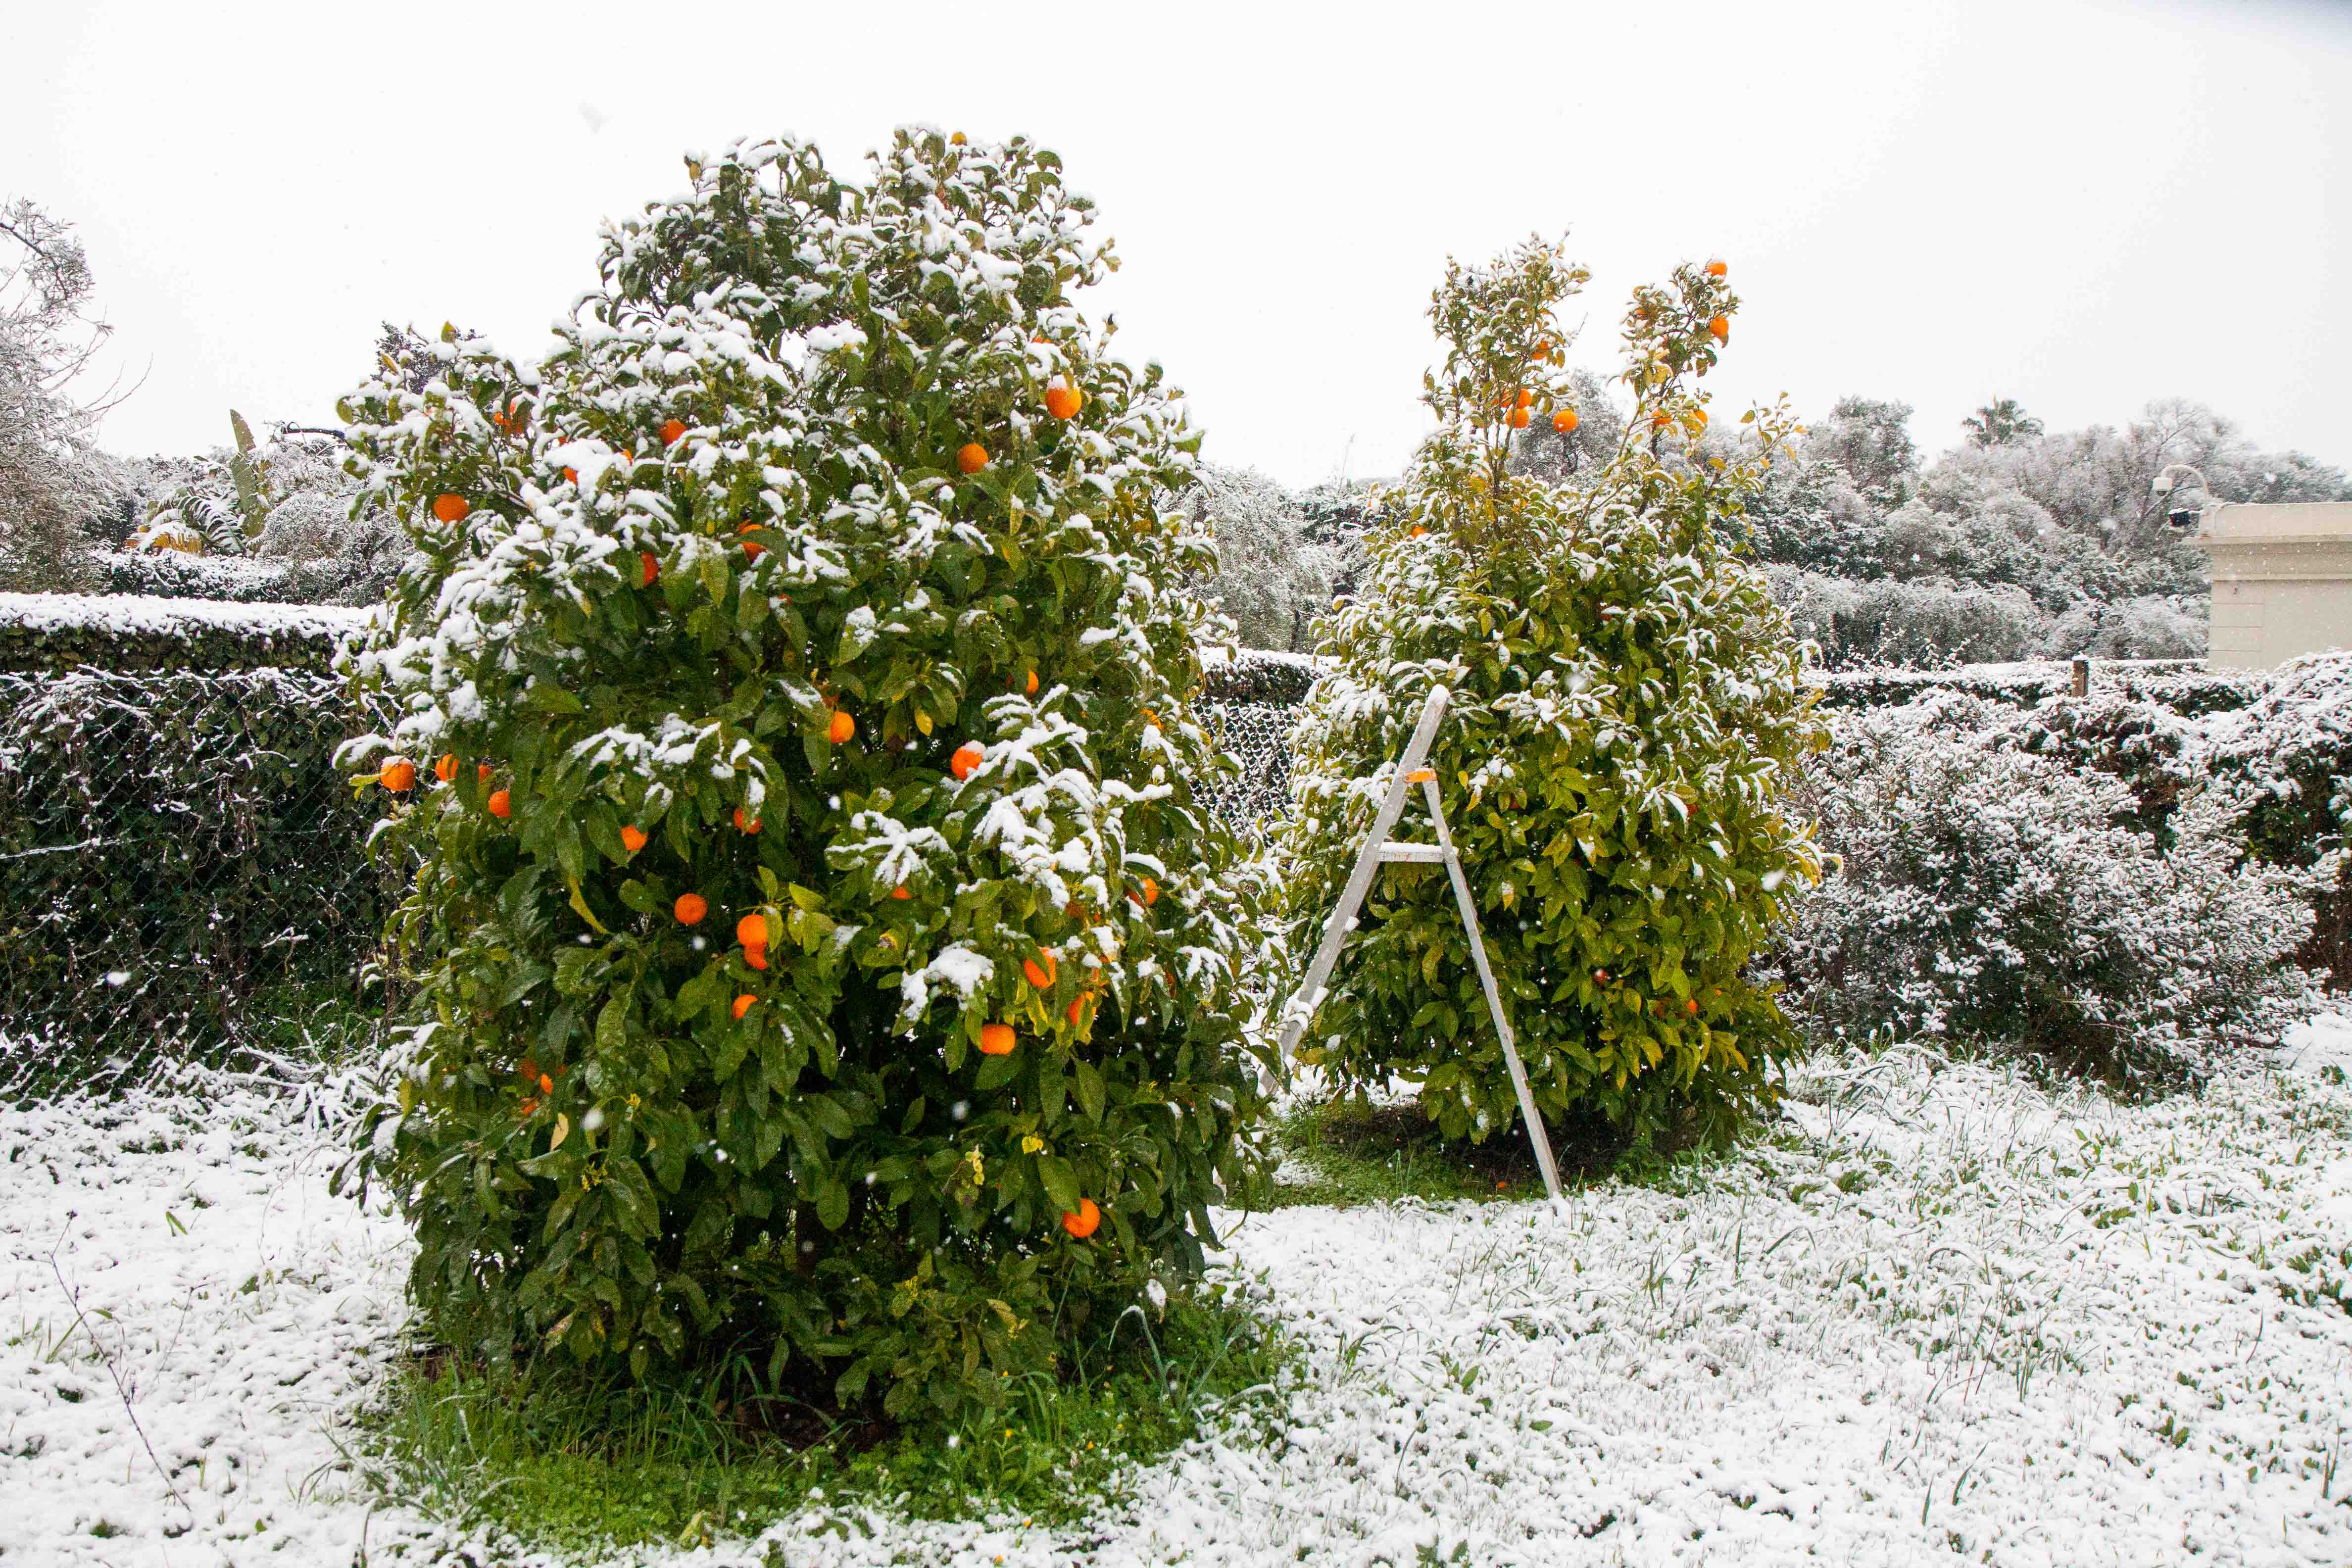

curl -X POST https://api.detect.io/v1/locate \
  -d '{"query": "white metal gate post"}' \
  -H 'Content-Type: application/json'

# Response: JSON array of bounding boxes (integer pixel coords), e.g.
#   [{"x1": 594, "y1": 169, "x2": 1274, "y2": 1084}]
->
[{"x1": 1274, "y1": 684, "x2": 1565, "y2": 1203}]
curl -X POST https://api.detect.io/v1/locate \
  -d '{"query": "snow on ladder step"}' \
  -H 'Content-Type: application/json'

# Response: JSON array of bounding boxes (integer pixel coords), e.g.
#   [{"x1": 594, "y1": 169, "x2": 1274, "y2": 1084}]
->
[{"x1": 1377, "y1": 842, "x2": 1451, "y2": 863}]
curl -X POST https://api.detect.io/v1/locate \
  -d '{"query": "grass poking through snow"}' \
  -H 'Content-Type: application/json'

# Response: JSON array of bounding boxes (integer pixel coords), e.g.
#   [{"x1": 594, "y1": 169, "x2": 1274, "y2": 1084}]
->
[{"x1": 355, "y1": 1280, "x2": 1296, "y2": 1554}]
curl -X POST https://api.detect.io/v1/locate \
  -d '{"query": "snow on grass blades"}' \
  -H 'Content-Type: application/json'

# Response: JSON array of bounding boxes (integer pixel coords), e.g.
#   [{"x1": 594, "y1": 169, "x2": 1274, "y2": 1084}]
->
[
  {"x1": 328, "y1": 131, "x2": 1274, "y2": 1421},
  {"x1": 1278, "y1": 238, "x2": 1828, "y2": 1153}
]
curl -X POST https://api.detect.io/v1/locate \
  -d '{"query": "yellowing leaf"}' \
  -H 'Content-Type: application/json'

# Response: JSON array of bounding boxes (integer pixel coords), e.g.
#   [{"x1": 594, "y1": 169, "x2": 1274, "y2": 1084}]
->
[
  {"x1": 565, "y1": 875, "x2": 611, "y2": 934},
  {"x1": 550, "y1": 1114, "x2": 571, "y2": 1150}
]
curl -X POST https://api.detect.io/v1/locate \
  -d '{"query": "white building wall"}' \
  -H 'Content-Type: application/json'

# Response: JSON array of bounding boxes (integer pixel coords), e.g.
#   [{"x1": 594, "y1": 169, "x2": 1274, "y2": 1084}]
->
[{"x1": 2193, "y1": 502, "x2": 2352, "y2": 671}]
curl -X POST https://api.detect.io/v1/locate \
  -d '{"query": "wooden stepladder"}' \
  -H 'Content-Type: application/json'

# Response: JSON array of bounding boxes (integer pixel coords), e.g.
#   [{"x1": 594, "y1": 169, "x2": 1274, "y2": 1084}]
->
[{"x1": 1276, "y1": 685, "x2": 1564, "y2": 1202}]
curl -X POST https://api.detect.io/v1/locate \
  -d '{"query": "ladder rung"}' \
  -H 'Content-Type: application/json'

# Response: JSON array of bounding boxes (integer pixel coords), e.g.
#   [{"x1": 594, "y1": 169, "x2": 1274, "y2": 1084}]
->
[{"x1": 1378, "y1": 842, "x2": 1451, "y2": 864}]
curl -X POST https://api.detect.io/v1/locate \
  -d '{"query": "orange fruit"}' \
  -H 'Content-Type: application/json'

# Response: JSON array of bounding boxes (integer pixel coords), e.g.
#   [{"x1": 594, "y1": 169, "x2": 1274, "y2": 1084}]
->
[
  {"x1": 477, "y1": 762, "x2": 494, "y2": 784},
  {"x1": 431, "y1": 493, "x2": 469, "y2": 524},
  {"x1": 739, "y1": 523, "x2": 764, "y2": 559},
  {"x1": 735, "y1": 912, "x2": 769, "y2": 949},
  {"x1": 1509, "y1": 407, "x2": 1530, "y2": 429},
  {"x1": 889, "y1": 885, "x2": 912, "y2": 900},
  {"x1": 433, "y1": 753, "x2": 459, "y2": 784},
  {"x1": 734, "y1": 806, "x2": 760, "y2": 834},
  {"x1": 1025, "y1": 669, "x2": 1039, "y2": 695},
  {"x1": 1706, "y1": 257, "x2": 1728, "y2": 278},
  {"x1": 379, "y1": 758, "x2": 417, "y2": 791},
  {"x1": 956, "y1": 442, "x2": 989, "y2": 475},
  {"x1": 620, "y1": 825, "x2": 647, "y2": 854},
  {"x1": 1530, "y1": 339, "x2": 1550, "y2": 358},
  {"x1": 563, "y1": 466, "x2": 579, "y2": 485},
  {"x1": 674, "y1": 892, "x2": 708, "y2": 926},
  {"x1": 1044, "y1": 384, "x2": 1082, "y2": 421},
  {"x1": 978, "y1": 1022, "x2": 1016, "y2": 1056},
  {"x1": 1553, "y1": 408, "x2": 1579, "y2": 434},
  {"x1": 950, "y1": 741, "x2": 984, "y2": 781},
  {"x1": 1707, "y1": 315, "x2": 1729, "y2": 343},
  {"x1": 1140, "y1": 877, "x2": 1159, "y2": 906},
  {"x1": 639, "y1": 552, "x2": 659, "y2": 587},
  {"x1": 1685, "y1": 997, "x2": 1699, "y2": 1015},
  {"x1": 743, "y1": 943, "x2": 768, "y2": 971},
  {"x1": 732, "y1": 994, "x2": 754, "y2": 1021},
  {"x1": 1061, "y1": 1199, "x2": 1100, "y2": 1239},
  {"x1": 828, "y1": 709, "x2": 856, "y2": 744},
  {"x1": 1067, "y1": 995, "x2": 1089, "y2": 1026},
  {"x1": 1023, "y1": 949, "x2": 1058, "y2": 989},
  {"x1": 660, "y1": 418, "x2": 687, "y2": 447},
  {"x1": 488, "y1": 789, "x2": 512, "y2": 818},
  {"x1": 1516, "y1": 389, "x2": 1534, "y2": 408}
]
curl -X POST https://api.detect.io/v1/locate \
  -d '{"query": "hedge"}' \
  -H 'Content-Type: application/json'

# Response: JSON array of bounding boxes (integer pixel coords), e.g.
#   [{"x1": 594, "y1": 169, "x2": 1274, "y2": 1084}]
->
[
  {"x1": 0, "y1": 591, "x2": 368, "y2": 678},
  {"x1": 0, "y1": 667, "x2": 396, "y2": 1097}
]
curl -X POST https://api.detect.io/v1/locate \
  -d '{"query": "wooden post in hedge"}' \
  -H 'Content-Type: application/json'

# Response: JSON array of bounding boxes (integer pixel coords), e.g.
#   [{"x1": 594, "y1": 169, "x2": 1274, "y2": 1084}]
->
[
  {"x1": 2071, "y1": 656, "x2": 2090, "y2": 697},
  {"x1": 1276, "y1": 685, "x2": 1565, "y2": 1202}
]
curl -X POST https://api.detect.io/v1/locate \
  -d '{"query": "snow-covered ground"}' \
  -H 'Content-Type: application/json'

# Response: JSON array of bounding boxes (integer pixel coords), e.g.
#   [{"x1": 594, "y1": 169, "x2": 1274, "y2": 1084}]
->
[{"x1": 9, "y1": 1028, "x2": 2352, "y2": 1567}]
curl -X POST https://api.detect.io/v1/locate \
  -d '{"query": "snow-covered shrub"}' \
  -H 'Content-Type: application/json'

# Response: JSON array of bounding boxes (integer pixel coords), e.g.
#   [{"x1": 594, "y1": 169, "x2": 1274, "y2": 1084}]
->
[
  {"x1": 1765, "y1": 565, "x2": 2048, "y2": 669},
  {"x1": 1782, "y1": 693, "x2": 2329, "y2": 1084},
  {"x1": 1280, "y1": 238, "x2": 1827, "y2": 1151},
  {"x1": 330, "y1": 132, "x2": 1270, "y2": 1418}
]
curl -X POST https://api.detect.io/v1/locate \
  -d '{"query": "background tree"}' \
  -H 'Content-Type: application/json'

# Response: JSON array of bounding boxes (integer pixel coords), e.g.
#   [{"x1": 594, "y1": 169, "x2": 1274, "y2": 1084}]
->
[
  {"x1": 1961, "y1": 397, "x2": 2044, "y2": 447},
  {"x1": 0, "y1": 199, "x2": 133, "y2": 591}
]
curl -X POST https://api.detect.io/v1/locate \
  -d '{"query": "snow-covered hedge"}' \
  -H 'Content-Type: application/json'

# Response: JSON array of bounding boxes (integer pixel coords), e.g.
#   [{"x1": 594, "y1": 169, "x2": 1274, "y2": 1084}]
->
[
  {"x1": 89, "y1": 548, "x2": 358, "y2": 606},
  {"x1": 0, "y1": 590, "x2": 366, "y2": 677},
  {"x1": 1778, "y1": 691, "x2": 2332, "y2": 1085},
  {"x1": 0, "y1": 667, "x2": 392, "y2": 1097}
]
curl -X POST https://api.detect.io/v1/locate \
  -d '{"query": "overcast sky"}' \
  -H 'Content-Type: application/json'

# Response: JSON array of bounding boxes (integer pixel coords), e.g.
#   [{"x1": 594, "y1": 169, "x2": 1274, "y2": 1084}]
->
[{"x1": 5, "y1": 0, "x2": 2346, "y2": 488}]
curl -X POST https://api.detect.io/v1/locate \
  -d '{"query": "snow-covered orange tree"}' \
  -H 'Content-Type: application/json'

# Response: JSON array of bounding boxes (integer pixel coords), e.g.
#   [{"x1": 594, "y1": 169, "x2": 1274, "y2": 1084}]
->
[
  {"x1": 1279, "y1": 238, "x2": 1826, "y2": 1152},
  {"x1": 332, "y1": 131, "x2": 1269, "y2": 1420}
]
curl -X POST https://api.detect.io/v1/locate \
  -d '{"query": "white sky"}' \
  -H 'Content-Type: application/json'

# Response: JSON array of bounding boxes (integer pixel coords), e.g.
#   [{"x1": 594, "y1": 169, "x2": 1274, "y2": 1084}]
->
[{"x1": 5, "y1": 0, "x2": 2347, "y2": 488}]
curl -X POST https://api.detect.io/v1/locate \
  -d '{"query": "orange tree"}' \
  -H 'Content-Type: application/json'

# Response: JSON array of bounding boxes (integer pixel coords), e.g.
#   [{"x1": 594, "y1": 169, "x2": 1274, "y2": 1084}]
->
[
  {"x1": 330, "y1": 131, "x2": 1270, "y2": 1420},
  {"x1": 1278, "y1": 238, "x2": 1826, "y2": 1151}
]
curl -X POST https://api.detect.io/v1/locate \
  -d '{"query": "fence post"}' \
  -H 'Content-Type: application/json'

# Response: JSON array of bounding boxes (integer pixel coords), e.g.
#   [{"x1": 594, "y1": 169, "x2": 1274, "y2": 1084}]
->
[{"x1": 2070, "y1": 656, "x2": 2090, "y2": 697}]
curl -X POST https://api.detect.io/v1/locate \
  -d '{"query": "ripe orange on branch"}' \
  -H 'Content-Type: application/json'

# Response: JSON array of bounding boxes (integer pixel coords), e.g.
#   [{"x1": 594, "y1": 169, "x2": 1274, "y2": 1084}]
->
[
  {"x1": 1044, "y1": 383, "x2": 1082, "y2": 420},
  {"x1": 1023, "y1": 949, "x2": 1058, "y2": 989},
  {"x1": 431, "y1": 493, "x2": 470, "y2": 523},
  {"x1": 732, "y1": 994, "x2": 755, "y2": 1021},
  {"x1": 660, "y1": 418, "x2": 687, "y2": 446},
  {"x1": 1708, "y1": 316, "x2": 1729, "y2": 343},
  {"x1": 950, "y1": 742, "x2": 984, "y2": 781},
  {"x1": 978, "y1": 1023, "x2": 1016, "y2": 1056},
  {"x1": 487, "y1": 789, "x2": 512, "y2": 818},
  {"x1": 674, "y1": 893, "x2": 708, "y2": 926},
  {"x1": 620, "y1": 825, "x2": 647, "y2": 854},
  {"x1": 1061, "y1": 1199, "x2": 1100, "y2": 1239},
  {"x1": 1554, "y1": 408, "x2": 1579, "y2": 434},
  {"x1": 1706, "y1": 257, "x2": 1728, "y2": 277},
  {"x1": 433, "y1": 754, "x2": 459, "y2": 784},
  {"x1": 735, "y1": 912, "x2": 769, "y2": 949},
  {"x1": 827, "y1": 709, "x2": 856, "y2": 744},
  {"x1": 734, "y1": 806, "x2": 761, "y2": 834},
  {"x1": 956, "y1": 442, "x2": 990, "y2": 475},
  {"x1": 380, "y1": 758, "x2": 418, "y2": 792},
  {"x1": 639, "y1": 552, "x2": 659, "y2": 587}
]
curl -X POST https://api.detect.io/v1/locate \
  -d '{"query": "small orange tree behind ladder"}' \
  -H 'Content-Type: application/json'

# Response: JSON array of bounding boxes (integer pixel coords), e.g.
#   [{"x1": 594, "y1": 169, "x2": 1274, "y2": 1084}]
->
[{"x1": 1275, "y1": 684, "x2": 1564, "y2": 1201}]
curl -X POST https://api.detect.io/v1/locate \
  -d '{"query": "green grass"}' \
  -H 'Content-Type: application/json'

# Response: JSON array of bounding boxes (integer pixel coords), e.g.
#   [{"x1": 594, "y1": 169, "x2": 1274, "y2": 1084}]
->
[
  {"x1": 354, "y1": 1281, "x2": 1295, "y2": 1556},
  {"x1": 1268, "y1": 1093, "x2": 1730, "y2": 1208}
]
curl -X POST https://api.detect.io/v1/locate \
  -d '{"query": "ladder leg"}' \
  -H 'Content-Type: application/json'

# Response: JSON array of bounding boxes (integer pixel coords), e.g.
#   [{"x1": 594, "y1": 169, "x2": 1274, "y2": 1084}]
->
[
  {"x1": 1422, "y1": 780, "x2": 1564, "y2": 1203},
  {"x1": 1273, "y1": 687, "x2": 1454, "y2": 1072}
]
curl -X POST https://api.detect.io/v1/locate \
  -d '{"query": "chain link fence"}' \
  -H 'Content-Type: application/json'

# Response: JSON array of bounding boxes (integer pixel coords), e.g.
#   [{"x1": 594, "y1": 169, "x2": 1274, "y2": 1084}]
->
[{"x1": 0, "y1": 668, "x2": 400, "y2": 1101}]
